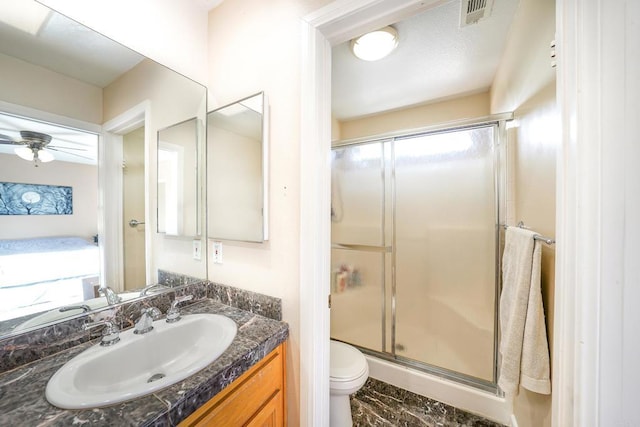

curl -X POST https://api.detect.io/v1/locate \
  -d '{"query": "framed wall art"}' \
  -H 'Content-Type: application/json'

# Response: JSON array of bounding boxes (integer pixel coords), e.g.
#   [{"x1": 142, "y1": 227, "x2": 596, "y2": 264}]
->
[{"x1": 0, "y1": 182, "x2": 73, "y2": 215}]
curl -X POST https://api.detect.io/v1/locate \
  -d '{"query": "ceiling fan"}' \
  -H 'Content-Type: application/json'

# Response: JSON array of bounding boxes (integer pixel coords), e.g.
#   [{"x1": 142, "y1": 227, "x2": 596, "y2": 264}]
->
[{"x1": 0, "y1": 130, "x2": 91, "y2": 167}]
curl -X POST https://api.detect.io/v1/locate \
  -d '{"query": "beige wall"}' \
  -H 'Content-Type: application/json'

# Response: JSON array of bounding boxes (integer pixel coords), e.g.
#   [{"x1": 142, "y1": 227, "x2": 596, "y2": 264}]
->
[
  {"x1": 336, "y1": 91, "x2": 490, "y2": 141},
  {"x1": 490, "y1": 0, "x2": 558, "y2": 425},
  {"x1": 490, "y1": 0, "x2": 556, "y2": 114},
  {"x1": 0, "y1": 153, "x2": 98, "y2": 240},
  {"x1": 206, "y1": 0, "x2": 332, "y2": 423},
  {"x1": 0, "y1": 52, "x2": 102, "y2": 124}
]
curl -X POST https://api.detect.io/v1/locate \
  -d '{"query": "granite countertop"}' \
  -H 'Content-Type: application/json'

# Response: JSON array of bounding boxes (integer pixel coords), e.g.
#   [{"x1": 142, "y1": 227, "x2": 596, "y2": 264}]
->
[{"x1": 0, "y1": 299, "x2": 289, "y2": 426}]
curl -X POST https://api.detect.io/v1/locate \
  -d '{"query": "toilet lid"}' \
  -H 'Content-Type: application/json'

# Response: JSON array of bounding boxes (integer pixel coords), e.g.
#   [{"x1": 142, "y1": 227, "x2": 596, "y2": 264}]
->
[{"x1": 330, "y1": 340, "x2": 368, "y2": 380}]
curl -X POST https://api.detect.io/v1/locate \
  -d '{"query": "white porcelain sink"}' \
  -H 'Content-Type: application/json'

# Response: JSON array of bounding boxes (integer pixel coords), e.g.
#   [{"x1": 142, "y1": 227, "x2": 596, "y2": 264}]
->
[
  {"x1": 14, "y1": 292, "x2": 141, "y2": 332},
  {"x1": 45, "y1": 313, "x2": 237, "y2": 409}
]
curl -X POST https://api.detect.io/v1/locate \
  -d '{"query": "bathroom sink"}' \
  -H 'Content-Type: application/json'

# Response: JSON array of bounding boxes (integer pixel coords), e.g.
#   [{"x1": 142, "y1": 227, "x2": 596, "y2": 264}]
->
[
  {"x1": 14, "y1": 292, "x2": 141, "y2": 332},
  {"x1": 45, "y1": 313, "x2": 237, "y2": 409}
]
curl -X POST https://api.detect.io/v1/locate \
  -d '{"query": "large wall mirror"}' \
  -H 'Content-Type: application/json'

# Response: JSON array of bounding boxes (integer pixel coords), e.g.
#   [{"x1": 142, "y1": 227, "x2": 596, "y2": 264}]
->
[
  {"x1": 207, "y1": 93, "x2": 269, "y2": 243},
  {"x1": 0, "y1": 0, "x2": 206, "y2": 338}
]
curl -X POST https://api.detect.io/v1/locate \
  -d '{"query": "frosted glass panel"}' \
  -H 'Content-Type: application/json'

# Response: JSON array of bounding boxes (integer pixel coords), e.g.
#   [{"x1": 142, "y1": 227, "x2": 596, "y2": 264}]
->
[
  {"x1": 330, "y1": 249, "x2": 385, "y2": 352},
  {"x1": 393, "y1": 127, "x2": 496, "y2": 381},
  {"x1": 331, "y1": 143, "x2": 385, "y2": 246}
]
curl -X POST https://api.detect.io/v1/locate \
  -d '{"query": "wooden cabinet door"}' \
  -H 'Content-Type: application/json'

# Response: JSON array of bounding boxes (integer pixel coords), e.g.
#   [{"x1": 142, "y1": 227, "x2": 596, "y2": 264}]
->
[
  {"x1": 180, "y1": 342, "x2": 286, "y2": 427},
  {"x1": 246, "y1": 390, "x2": 283, "y2": 427}
]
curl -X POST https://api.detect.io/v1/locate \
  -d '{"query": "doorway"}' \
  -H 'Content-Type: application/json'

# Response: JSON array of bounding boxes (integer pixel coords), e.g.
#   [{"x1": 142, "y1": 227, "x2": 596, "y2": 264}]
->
[
  {"x1": 122, "y1": 126, "x2": 146, "y2": 290},
  {"x1": 101, "y1": 101, "x2": 150, "y2": 293}
]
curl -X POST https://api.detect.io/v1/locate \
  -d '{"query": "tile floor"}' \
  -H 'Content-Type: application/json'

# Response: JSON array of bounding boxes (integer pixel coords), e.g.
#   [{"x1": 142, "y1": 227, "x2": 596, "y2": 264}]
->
[{"x1": 350, "y1": 378, "x2": 506, "y2": 427}]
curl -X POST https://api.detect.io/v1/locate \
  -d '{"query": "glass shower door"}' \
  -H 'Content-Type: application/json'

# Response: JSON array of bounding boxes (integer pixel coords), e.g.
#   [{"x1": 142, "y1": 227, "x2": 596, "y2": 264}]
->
[
  {"x1": 393, "y1": 126, "x2": 497, "y2": 382},
  {"x1": 330, "y1": 142, "x2": 389, "y2": 353}
]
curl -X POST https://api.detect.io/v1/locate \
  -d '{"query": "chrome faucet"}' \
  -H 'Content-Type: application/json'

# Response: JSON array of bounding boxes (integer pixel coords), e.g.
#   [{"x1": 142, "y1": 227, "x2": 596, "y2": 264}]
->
[
  {"x1": 140, "y1": 284, "x2": 170, "y2": 296},
  {"x1": 134, "y1": 307, "x2": 162, "y2": 334},
  {"x1": 99, "y1": 286, "x2": 122, "y2": 305},
  {"x1": 83, "y1": 319, "x2": 120, "y2": 346},
  {"x1": 165, "y1": 295, "x2": 193, "y2": 323}
]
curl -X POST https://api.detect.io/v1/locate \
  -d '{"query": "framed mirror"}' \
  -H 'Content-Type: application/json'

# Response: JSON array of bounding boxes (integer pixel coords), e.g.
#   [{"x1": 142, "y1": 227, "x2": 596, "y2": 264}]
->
[
  {"x1": 157, "y1": 117, "x2": 201, "y2": 237},
  {"x1": 207, "y1": 92, "x2": 269, "y2": 243},
  {"x1": 0, "y1": 0, "x2": 206, "y2": 337}
]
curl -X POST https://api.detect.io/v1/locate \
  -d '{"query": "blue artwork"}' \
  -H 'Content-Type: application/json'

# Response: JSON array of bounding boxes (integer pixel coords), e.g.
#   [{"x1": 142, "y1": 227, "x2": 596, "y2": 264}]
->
[{"x1": 0, "y1": 182, "x2": 73, "y2": 215}]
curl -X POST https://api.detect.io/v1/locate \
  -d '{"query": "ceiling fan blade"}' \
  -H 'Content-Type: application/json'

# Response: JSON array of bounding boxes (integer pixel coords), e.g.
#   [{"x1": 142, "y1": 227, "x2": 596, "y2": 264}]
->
[
  {"x1": 0, "y1": 134, "x2": 21, "y2": 145},
  {"x1": 46, "y1": 147, "x2": 95, "y2": 161},
  {"x1": 0, "y1": 126, "x2": 86, "y2": 138},
  {"x1": 49, "y1": 137, "x2": 93, "y2": 146},
  {"x1": 48, "y1": 145, "x2": 88, "y2": 151}
]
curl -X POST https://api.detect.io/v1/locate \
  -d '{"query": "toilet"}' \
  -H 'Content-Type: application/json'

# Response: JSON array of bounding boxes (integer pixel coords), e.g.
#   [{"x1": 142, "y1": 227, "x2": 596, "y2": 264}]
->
[{"x1": 330, "y1": 340, "x2": 369, "y2": 427}]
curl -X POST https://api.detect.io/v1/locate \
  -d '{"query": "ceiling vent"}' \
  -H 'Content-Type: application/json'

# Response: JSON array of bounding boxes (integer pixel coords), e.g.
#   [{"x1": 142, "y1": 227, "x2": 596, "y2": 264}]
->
[{"x1": 460, "y1": 0, "x2": 494, "y2": 27}]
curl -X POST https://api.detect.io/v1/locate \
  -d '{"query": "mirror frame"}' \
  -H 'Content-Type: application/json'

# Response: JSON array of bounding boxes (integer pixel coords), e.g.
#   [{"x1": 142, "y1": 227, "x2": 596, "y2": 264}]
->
[{"x1": 206, "y1": 92, "x2": 269, "y2": 243}]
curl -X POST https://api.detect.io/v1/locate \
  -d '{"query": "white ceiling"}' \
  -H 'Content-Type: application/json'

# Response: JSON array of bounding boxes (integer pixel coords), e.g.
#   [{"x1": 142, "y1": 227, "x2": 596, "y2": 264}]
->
[
  {"x1": 197, "y1": 0, "x2": 225, "y2": 11},
  {"x1": 0, "y1": 4, "x2": 144, "y2": 87},
  {"x1": 0, "y1": 2, "x2": 143, "y2": 88},
  {"x1": 332, "y1": 0, "x2": 521, "y2": 121}
]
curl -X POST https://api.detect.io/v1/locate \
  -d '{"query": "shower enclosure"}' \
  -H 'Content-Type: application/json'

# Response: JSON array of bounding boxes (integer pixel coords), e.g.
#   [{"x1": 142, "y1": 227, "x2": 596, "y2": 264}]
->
[{"x1": 331, "y1": 121, "x2": 504, "y2": 391}]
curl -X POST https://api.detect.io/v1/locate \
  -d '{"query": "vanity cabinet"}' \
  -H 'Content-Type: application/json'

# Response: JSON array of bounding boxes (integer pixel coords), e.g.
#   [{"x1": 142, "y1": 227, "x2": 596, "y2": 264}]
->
[{"x1": 180, "y1": 342, "x2": 286, "y2": 427}]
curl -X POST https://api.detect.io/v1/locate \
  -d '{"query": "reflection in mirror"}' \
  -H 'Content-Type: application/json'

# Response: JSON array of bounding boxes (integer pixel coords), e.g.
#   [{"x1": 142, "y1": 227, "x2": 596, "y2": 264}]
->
[
  {"x1": 0, "y1": 112, "x2": 99, "y2": 323},
  {"x1": 122, "y1": 126, "x2": 147, "y2": 290},
  {"x1": 207, "y1": 93, "x2": 269, "y2": 243},
  {"x1": 157, "y1": 118, "x2": 199, "y2": 237},
  {"x1": 0, "y1": 1, "x2": 206, "y2": 338}
]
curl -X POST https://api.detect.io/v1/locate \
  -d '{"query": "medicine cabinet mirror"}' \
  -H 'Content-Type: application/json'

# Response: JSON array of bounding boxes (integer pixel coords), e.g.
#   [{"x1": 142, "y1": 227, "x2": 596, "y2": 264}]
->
[{"x1": 207, "y1": 92, "x2": 269, "y2": 243}]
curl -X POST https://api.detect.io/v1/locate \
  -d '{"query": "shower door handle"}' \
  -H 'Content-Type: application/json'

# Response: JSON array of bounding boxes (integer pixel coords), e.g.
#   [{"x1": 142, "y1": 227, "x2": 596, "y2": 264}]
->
[{"x1": 331, "y1": 243, "x2": 391, "y2": 253}]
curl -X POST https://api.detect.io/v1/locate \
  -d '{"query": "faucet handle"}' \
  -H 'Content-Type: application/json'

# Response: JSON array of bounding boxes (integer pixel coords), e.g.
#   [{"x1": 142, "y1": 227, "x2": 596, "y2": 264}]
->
[
  {"x1": 83, "y1": 320, "x2": 120, "y2": 346},
  {"x1": 166, "y1": 295, "x2": 193, "y2": 323}
]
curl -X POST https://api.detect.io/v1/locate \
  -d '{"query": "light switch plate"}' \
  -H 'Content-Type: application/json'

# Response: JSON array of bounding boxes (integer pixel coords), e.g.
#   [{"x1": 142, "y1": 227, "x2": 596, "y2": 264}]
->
[
  {"x1": 192, "y1": 240, "x2": 202, "y2": 260},
  {"x1": 212, "y1": 241, "x2": 223, "y2": 264}
]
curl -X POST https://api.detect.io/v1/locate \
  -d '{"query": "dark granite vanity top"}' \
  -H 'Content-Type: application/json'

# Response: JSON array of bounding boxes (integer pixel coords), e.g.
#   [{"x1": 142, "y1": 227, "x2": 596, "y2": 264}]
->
[{"x1": 0, "y1": 299, "x2": 289, "y2": 426}]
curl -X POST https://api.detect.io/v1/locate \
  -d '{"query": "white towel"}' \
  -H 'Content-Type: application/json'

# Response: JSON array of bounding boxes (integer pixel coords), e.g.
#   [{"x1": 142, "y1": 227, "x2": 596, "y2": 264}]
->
[{"x1": 498, "y1": 227, "x2": 551, "y2": 395}]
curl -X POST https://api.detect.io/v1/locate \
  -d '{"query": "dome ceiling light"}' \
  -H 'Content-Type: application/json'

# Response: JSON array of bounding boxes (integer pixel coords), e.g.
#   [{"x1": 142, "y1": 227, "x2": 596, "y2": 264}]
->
[{"x1": 350, "y1": 26, "x2": 399, "y2": 61}]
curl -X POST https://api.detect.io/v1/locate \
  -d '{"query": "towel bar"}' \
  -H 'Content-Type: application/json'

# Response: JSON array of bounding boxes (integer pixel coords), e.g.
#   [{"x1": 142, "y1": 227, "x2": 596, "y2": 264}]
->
[{"x1": 502, "y1": 222, "x2": 555, "y2": 245}]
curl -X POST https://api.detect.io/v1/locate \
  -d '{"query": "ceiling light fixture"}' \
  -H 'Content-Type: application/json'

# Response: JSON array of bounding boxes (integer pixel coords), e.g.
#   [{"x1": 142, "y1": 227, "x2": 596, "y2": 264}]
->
[
  {"x1": 1, "y1": 131, "x2": 56, "y2": 167},
  {"x1": 350, "y1": 26, "x2": 399, "y2": 61},
  {"x1": 14, "y1": 146, "x2": 54, "y2": 165}
]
